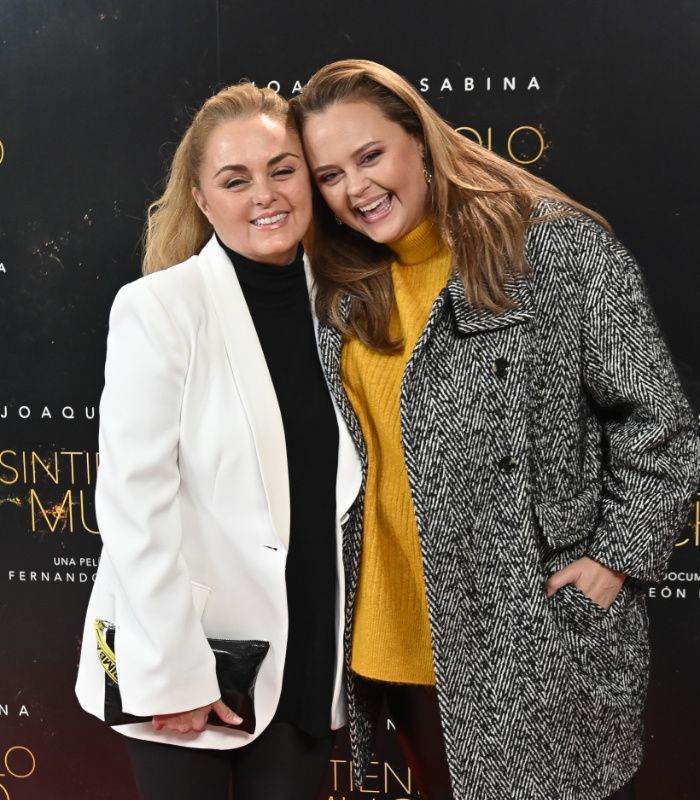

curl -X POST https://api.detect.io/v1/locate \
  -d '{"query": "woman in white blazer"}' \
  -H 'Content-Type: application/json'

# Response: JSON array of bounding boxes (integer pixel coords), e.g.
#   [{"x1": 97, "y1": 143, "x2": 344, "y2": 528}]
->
[{"x1": 75, "y1": 83, "x2": 362, "y2": 800}]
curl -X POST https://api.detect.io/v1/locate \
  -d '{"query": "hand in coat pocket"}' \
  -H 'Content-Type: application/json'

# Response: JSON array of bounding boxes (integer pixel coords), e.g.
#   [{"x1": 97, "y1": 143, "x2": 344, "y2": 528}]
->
[{"x1": 546, "y1": 556, "x2": 625, "y2": 610}]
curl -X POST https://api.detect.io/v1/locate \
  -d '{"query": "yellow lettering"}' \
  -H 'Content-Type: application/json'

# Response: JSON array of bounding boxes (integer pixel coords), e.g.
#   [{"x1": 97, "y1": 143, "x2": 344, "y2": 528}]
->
[
  {"x1": 60, "y1": 451, "x2": 83, "y2": 484},
  {"x1": 30, "y1": 451, "x2": 59, "y2": 484},
  {"x1": 30, "y1": 489, "x2": 74, "y2": 533},
  {"x1": 507, "y1": 125, "x2": 545, "y2": 165},
  {"x1": 359, "y1": 761, "x2": 380, "y2": 794},
  {"x1": 385, "y1": 761, "x2": 412, "y2": 793},
  {"x1": 4, "y1": 745, "x2": 36, "y2": 778},
  {"x1": 79, "y1": 490, "x2": 99, "y2": 534},
  {"x1": 0, "y1": 450, "x2": 19, "y2": 485},
  {"x1": 456, "y1": 126, "x2": 483, "y2": 146}
]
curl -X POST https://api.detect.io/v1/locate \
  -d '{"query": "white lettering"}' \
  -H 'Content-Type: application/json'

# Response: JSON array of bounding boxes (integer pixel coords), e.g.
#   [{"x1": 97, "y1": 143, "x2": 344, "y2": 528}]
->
[
  {"x1": 291, "y1": 80, "x2": 303, "y2": 94},
  {"x1": 266, "y1": 80, "x2": 280, "y2": 93},
  {"x1": 504, "y1": 76, "x2": 516, "y2": 91},
  {"x1": 440, "y1": 78, "x2": 453, "y2": 92},
  {"x1": 664, "y1": 572, "x2": 700, "y2": 581},
  {"x1": 0, "y1": 263, "x2": 5, "y2": 273},
  {"x1": 464, "y1": 77, "x2": 474, "y2": 91},
  {"x1": 41, "y1": 406, "x2": 52, "y2": 419},
  {"x1": 655, "y1": 586, "x2": 687, "y2": 599},
  {"x1": 419, "y1": 78, "x2": 429, "y2": 92},
  {"x1": 19, "y1": 406, "x2": 30, "y2": 419},
  {"x1": 528, "y1": 76, "x2": 541, "y2": 91},
  {"x1": 62, "y1": 406, "x2": 75, "y2": 419}
]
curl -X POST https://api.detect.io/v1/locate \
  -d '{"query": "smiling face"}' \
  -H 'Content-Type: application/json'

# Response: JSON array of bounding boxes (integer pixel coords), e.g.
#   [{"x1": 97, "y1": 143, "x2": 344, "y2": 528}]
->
[
  {"x1": 192, "y1": 114, "x2": 312, "y2": 265},
  {"x1": 302, "y1": 100, "x2": 430, "y2": 244}
]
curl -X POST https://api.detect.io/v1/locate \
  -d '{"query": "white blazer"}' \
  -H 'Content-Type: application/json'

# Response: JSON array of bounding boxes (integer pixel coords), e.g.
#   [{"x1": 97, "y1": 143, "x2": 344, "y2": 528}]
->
[{"x1": 75, "y1": 235, "x2": 362, "y2": 749}]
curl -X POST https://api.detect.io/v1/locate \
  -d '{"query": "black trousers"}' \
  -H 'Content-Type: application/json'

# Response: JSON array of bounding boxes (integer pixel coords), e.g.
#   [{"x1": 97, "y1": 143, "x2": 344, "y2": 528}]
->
[
  {"x1": 382, "y1": 682, "x2": 636, "y2": 800},
  {"x1": 123, "y1": 722, "x2": 335, "y2": 800}
]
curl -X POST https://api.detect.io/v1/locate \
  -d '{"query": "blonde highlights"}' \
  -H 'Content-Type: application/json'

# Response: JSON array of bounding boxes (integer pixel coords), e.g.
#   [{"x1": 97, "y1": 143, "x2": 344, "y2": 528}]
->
[
  {"x1": 292, "y1": 59, "x2": 609, "y2": 350},
  {"x1": 143, "y1": 83, "x2": 293, "y2": 274}
]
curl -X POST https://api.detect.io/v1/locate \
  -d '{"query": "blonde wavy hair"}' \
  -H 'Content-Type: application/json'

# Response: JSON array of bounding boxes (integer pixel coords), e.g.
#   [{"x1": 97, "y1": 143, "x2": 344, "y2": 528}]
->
[
  {"x1": 292, "y1": 59, "x2": 609, "y2": 350},
  {"x1": 143, "y1": 83, "x2": 293, "y2": 274}
]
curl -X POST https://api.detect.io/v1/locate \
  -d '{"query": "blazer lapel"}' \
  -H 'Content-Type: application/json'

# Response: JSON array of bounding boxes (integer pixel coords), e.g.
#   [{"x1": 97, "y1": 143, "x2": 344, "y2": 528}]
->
[{"x1": 199, "y1": 236, "x2": 290, "y2": 550}]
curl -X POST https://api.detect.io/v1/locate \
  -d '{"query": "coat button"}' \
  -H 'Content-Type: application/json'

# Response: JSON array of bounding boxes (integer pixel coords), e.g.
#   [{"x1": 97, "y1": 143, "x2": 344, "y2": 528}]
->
[
  {"x1": 498, "y1": 455, "x2": 517, "y2": 473},
  {"x1": 490, "y1": 357, "x2": 509, "y2": 378}
]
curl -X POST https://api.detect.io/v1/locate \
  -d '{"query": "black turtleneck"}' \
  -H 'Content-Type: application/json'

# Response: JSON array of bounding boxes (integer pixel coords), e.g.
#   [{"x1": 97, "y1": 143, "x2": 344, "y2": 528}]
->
[{"x1": 217, "y1": 236, "x2": 339, "y2": 737}]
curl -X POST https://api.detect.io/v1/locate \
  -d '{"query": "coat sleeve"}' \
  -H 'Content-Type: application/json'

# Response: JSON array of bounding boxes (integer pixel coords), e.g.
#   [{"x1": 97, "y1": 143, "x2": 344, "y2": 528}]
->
[
  {"x1": 577, "y1": 219, "x2": 699, "y2": 582},
  {"x1": 95, "y1": 280, "x2": 220, "y2": 715}
]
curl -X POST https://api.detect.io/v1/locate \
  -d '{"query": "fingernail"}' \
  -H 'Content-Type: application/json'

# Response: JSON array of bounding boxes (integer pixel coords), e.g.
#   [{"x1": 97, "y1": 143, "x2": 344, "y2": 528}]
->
[{"x1": 232, "y1": 714, "x2": 243, "y2": 724}]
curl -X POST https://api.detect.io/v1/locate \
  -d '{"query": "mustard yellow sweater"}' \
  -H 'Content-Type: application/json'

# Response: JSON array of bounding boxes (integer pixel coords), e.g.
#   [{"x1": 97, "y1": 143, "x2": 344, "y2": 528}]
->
[{"x1": 342, "y1": 219, "x2": 452, "y2": 684}]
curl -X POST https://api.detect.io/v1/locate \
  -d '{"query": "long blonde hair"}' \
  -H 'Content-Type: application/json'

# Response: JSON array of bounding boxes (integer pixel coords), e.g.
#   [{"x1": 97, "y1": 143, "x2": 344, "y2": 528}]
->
[
  {"x1": 292, "y1": 59, "x2": 609, "y2": 350},
  {"x1": 143, "y1": 83, "x2": 293, "y2": 274}
]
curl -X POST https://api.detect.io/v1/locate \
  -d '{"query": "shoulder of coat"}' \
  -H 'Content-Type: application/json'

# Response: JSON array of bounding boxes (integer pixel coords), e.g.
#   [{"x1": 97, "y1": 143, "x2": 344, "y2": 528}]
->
[
  {"x1": 114, "y1": 254, "x2": 206, "y2": 326},
  {"x1": 525, "y1": 198, "x2": 621, "y2": 284}
]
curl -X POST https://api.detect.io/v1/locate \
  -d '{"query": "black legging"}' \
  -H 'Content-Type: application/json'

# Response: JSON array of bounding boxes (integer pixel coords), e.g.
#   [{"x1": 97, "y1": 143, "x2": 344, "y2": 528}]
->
[
  {"x1": 124, "y1": 722, "x2": 335, "y2": 800},
  {"x1": 383, "y1": 682, "x2": 636, "y2": 800}
]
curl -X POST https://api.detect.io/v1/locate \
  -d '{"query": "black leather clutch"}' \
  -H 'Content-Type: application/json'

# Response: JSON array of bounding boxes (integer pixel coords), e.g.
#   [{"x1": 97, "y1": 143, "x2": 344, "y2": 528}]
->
[{"x1": 94, "y1": 619, "x2": 269, "y2": 735}]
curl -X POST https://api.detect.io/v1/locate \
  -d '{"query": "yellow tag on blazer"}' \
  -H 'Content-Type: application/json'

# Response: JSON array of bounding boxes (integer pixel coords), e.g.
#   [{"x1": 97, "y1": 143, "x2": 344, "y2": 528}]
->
[{"x1": 94, "y1": 619, "x2": 119, "y2": 685}]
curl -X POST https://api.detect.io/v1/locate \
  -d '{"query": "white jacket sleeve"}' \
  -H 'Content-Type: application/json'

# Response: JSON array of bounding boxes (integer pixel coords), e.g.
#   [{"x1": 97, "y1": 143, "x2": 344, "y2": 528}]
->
[{"x1": 95, "y1": 280, "x2": 219, "y2": 716}]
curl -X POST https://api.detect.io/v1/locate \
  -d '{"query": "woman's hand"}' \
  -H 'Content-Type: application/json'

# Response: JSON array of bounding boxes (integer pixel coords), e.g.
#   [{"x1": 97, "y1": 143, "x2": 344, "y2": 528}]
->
[
  {"x1": 545, "y1": 556, "x2": 625, "y2": 610},
  {"x1": 152, "y1": 699, "x2": 242, "y2": 734}
]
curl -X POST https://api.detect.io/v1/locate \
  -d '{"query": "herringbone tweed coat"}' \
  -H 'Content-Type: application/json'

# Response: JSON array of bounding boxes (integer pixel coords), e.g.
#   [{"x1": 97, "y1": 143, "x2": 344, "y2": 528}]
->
[{"x1": 316, "y1": 209, "x2": 699, "y2": 800}]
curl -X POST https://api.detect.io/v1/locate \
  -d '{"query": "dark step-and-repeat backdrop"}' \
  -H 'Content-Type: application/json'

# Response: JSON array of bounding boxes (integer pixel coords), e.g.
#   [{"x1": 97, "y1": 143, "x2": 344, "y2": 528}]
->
[{"x1": 1, "y1": 2, "x2": 698, "y2": 798}]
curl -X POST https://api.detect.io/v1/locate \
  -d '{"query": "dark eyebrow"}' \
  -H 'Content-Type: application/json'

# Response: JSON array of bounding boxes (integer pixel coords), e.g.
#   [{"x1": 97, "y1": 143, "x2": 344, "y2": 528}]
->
[
  {"x1": 268, "y1": 151, "x2": 301, "y2": 167},
  {"x1": 313, "y1": 140, "x2": 382, "y2": 175},
  {"x1": 214, "y1": 152, "x2": 301, "y2": 178}
]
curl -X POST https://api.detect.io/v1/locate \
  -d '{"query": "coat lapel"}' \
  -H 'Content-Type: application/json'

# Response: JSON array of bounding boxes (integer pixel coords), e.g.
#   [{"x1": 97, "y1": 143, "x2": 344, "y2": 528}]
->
[
  {"x1": 199, "y1": 236, "x2": 290, "y2": 550},
  {"x1": 311, "y1": 271, "x2": 533, "y2": 467},
  {"x1": 303, "y1": 261, "x2": 364, "y2": 515},
  {"x1": 314, "y1": 302, "x2": 368, "y2": 473},
  {"x1": 447, "y1": 272, "x2": 533, "y2": 335}
]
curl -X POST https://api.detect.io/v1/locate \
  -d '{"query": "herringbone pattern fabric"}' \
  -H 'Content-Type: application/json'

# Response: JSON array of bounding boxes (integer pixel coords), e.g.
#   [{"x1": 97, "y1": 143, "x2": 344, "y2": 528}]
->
[{"x1": 317, "y1": 207, "x2": 699, "y2": 800}]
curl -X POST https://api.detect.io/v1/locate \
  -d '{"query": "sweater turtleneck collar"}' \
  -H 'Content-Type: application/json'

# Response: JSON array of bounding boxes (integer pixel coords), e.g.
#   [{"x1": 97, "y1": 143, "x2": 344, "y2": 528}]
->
[
  {"x1": 388, "y1": 218, "x2": 444, "y2": 266},
  {"x1": 215, "y1": 234, "x2": 305, "y2": 289}
]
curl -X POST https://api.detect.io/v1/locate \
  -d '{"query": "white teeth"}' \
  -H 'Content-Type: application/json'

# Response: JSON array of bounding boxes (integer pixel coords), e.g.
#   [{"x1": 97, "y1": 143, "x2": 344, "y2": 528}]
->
[
  {"x1": 253, "y1": 212, "x2": 288, "y2": 226},
  {"x1": 358, "y1": 195, "x2": 389, "y2": 213}
]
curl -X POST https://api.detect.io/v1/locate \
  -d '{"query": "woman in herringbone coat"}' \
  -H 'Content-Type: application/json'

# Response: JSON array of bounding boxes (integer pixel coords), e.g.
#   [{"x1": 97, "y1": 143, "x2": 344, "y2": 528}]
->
[{"x1": 291, "y1": 60, "x2": 700, "y2": 800}]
